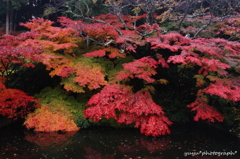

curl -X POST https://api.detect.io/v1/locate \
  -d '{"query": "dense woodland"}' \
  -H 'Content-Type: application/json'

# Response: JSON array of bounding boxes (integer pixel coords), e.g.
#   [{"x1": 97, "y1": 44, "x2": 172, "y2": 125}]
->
[{"x1": 0, "y1": 0, "x2": 240, "y2": 137}]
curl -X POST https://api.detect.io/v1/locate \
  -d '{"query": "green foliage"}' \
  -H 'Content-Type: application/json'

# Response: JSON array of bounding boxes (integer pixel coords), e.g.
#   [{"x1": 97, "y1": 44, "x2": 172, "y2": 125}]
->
[
  {"x1": 160, "y1": 21, "x2": 179, "y2": 32},
  {"x1": 43, "y1": 7, "x2": 57, "y2": 17},
  {"x1": 73, "y1": 43, "x2": 102, "y2": 57},
  {"x1": 34, "y1": 85, "x2": 90, "y2": 128}
]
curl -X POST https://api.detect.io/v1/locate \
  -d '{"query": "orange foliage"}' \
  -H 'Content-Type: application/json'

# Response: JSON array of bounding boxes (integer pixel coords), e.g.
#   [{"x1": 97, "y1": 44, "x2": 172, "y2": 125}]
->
[
  {"x1": 73, "y1": 62, "x2": 108, "y2": 90},
  {"x1": 24, "y1": 106, "x2": 80, "y2": 132},
  {"x1": 20, "y1": 18, "x2": 79, "y2": 54},
  {"x1": 20, "y1": 18, "x2": 108, "y2": 93}
]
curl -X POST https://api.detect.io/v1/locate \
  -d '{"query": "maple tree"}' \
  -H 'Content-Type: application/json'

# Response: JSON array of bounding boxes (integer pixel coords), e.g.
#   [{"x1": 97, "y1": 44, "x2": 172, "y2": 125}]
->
[
  {"x1": 16, "y1": 11, "x2": 239, "y2": 136},
  {"x1": 1, "y1": 0, "x2": 238, "y2": 136}
]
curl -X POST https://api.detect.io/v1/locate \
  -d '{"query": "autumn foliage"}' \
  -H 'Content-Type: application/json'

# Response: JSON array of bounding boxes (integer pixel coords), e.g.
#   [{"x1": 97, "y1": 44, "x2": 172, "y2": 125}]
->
[
  {"x1": 1, "y1": 8, "x2": 240, "y2": 136},
  {"x1": 0, "y1": 82, "x2": 39, "y2": 119},
  {"x1": 0, "y1": 32, "x2": 42, "y2": 79},
  {"x1": 0, "y1": 28, "x2": 43, "y2": 120},
  {"x1": 24, "y1": 106, "x2": 79, "y2": 132},
  {"x1": 84, "y1": 84, "x2": 172, "y2": 136}
]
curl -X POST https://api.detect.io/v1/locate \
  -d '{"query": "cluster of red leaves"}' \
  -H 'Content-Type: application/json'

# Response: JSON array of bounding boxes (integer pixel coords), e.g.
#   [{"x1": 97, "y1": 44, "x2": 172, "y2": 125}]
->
[
  {"x1": 116, "y1": 56, "x2": 158, "y2": 83},
  {"x1": 146, "y1": 33, "x2": 239, "y2": 76},
  {"x1": 59, "y1": 15, "x2": 119, "y2": 38},
  {"x1": 146, "y1": 33, "x2": 240, "y2": 122},
  {"x1": 58, "y1": 16, "x2": 119, "y2": 43},
  {"x1": 83, "y1": 47, "x2": 126, "y2": 58},
  {"x1": 203, "y1": 77, "x2": 240, "y2": 102},
  {"x1": 137, "y1": 23, "x2": 161, "y2": 35},
  {"x1": 24, "y1": 106, "x2": 80, "y2": 132},
  {"x1": 187, "y1": 90, "x2": 224, "y2": 122},
  {"x1": 84, "y1": 84, "x2": 173, "y2": 137},
  {"x1": 59, "y1": 15, "x2": 160, "y2": 56},
  {"x1": 0, "y1": 32, "x2": 42, "y2": 77},
  {"x1": 116, "y1": 30, "x2": 145, "y2": 53},
  {"x1": 83, "y1": 49, "x2": 106, "y2": 57},
  {"x1": 0, "y1": 82, "x2": 40, "y2": 119},
  {"x1": 216, "y1": 17, "x2": 240, "y2": 40},
  {"x1": 93, "y1": 13, "x2": 146, "y2": 28},
  {"x1": 113, "y1": 32, "x2": 240, "y2": 124}
]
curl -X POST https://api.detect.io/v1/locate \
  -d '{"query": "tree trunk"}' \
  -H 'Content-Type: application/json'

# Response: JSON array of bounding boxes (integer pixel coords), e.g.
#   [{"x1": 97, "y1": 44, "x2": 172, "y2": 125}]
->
[
  {"x1": 146, "y1": 12, "x2": 154, "y2": 25},
  {"x1": 6, "y1": 0, "x2": 9, "y2": 35},
  {"x1": 10, "y1": 10, "x2": 13, "y2": 32}
]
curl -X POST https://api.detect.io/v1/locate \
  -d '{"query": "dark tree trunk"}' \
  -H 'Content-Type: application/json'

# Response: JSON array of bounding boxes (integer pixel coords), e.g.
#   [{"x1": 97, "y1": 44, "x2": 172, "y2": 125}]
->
[{"x1": 6, "y1": 0, "x2": 9, "y2": 35}]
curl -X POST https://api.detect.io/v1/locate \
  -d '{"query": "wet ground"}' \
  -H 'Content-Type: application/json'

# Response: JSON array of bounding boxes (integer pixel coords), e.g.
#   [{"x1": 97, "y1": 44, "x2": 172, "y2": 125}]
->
[{"x1": 0, "y1": 122, "x2": 239, "y2": 159}]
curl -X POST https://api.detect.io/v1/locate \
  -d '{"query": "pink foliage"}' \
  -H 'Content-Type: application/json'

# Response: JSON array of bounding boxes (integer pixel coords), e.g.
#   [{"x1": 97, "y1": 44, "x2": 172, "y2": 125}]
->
[
  {"x1": 84, "y1": 84, "x2": 173, "y2": 137},
  {"x1": 83, "y1": 49, "x2": 106, "y2": 57},
  {"x1": 203, "y1": 78, "x2": 240, "y2": 102},
  {"x1": 116, "y1": 57, "x2": 158, "y2": 83},
  {"x1": 187, "y1": 90, "x2": 224, "y2": 122}
]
